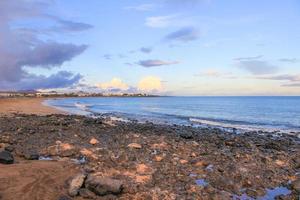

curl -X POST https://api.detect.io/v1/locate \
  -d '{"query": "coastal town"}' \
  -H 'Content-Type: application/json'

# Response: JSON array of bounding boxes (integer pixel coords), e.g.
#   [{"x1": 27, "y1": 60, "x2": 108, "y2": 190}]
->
[{"x1": 0, "y1": 91, "x2": 157, "y2": 98}]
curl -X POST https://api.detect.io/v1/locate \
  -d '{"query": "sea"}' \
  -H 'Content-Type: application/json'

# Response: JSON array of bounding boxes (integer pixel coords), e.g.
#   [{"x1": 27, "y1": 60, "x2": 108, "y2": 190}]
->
[{"x1": 45, "y1": 96, "x2": 300, "y2": 133}]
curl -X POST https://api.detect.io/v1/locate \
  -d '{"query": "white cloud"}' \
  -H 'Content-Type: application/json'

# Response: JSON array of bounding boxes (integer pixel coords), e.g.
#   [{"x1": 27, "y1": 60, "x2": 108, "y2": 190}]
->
[
  {"x1": 145, "y1": 14, "x2": 194, "y2": 28},
  {"x1": 124, "y1": 4, "x2": 156, "y2": 11},
  {"x1": 96, "y1": 78, "x2": 129, "y2": 91},
  {"x1": 145, "y1": 15, "x2": 178, "y2": 28},
  {"x1": 138, "y1": 76, "x2": 163, "y2": 92}
]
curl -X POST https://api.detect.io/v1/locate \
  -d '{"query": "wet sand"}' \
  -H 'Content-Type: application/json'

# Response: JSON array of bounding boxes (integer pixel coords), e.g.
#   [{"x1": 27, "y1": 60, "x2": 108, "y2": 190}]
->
[
  {"x1": 0, "y1": 98, "x2": 299, "y2": 199},
  {"x1": 0, "y1": 97, "x2": 65, "y2": 116}
]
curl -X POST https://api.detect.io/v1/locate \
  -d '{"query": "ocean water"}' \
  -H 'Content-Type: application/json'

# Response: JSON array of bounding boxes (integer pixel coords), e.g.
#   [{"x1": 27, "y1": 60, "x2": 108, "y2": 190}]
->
[{"x1": 45, "y1": 96, "x2": 300, "y2": 133}]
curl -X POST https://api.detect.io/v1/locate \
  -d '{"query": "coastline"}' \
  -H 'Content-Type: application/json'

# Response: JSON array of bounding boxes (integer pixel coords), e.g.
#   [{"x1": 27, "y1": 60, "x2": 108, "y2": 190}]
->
[
  {"x1": 0, "y1": 98, "x2": 299, "y2": 199},
  {"x1": 0, "y1": 97, "x2": 66, "y2": 116}
]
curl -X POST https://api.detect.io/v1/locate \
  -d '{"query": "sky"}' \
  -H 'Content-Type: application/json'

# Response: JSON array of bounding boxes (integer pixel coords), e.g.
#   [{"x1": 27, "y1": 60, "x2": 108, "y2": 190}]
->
[{"x1": 0, "y1": 0, "x2": 300, "y2": 96}]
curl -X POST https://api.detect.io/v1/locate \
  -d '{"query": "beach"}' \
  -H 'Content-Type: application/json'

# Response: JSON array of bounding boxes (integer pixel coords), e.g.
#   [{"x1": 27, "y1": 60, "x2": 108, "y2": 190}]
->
[
  {"x1": 0, "y1": 98, "x2": 299, "y2": 200},
  {"x1": 0, "y1": 97, "x2": 65, "y2": 116}
]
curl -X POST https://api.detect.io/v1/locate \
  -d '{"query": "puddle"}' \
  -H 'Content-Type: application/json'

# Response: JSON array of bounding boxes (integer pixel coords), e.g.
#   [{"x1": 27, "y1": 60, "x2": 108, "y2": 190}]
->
[
  {"x1": 38, "y1": 156, "x2": 87, "y2": 165},
  {"x1": 232, "y1": 186, "x2": 291, "y2": 200},
  {"x1": 205, "y1": 164, "x2": 214, "y2": 171},
  {"x1": 195, "y1": 179, "x2": 209, "y2": 187},
  {"x1": 262, "y1": 187, "x2": 291, "y2": 199},
  {"x1": 38, "y1": 156, "x2": 53, "y2": 161},
  {"x1": 71, "y1": 156, "x2": 87, "y2": 165},
  {"x1": 189, "y1": 173, "x2": 197, "y2": 177}
]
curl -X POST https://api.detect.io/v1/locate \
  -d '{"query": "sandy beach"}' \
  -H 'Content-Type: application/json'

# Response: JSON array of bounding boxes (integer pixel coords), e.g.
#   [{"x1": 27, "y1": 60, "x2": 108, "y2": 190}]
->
[
  {"x1": 0, "y1": 98, "x2": 65, "y2": 116},
  {"x1": 0, "y1": 98, "x2": 299, "y2": 200}
]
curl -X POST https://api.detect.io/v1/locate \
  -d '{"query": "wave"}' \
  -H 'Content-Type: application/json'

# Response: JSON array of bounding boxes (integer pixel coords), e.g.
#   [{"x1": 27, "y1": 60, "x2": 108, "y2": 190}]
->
[
  {"x1": 189, "y1": 118, "x2": 298, "y2": 133},
  {"x1": 74, "y1": 102, "x2": 92, "y2": 112},
  {"x1": 45, "y1": 97, "x2": 300, "y2": 134}
]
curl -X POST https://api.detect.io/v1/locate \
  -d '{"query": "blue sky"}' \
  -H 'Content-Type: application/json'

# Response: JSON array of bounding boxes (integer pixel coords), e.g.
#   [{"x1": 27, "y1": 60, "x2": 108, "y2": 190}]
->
[{"x1": 1, "y1": 0, "x2": 300, "y2": 95}]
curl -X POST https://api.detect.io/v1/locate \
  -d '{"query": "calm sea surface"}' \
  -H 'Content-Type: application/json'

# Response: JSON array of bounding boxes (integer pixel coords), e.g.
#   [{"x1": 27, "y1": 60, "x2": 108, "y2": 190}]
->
[{"x1": 45, "y1": 96, "x2": 300, "y2": 133}]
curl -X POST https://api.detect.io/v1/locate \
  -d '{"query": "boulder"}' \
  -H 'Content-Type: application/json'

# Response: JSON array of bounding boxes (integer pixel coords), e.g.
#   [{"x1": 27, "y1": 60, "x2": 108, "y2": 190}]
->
[
  {"x1": 85, "y1": 175, "x2": 123, "y2": 196},
  {"x1": 0, "y1": 150, "x2": 14, "y2": 164},
  {"x1": 68, "y1": 173, "x2": 87, "y2": 197}
]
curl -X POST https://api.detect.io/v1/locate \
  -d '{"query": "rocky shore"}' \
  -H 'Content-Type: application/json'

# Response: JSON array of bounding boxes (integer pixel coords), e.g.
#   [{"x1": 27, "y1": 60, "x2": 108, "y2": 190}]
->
[{"x1": 0, "y1": 114, "x2": 299, "y2": 199}]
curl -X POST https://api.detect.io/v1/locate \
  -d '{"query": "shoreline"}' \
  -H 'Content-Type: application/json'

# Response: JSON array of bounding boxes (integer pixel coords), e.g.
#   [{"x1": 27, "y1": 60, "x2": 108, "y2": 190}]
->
[{"x1": 46, "y1": 97, "x2": 300, "y2": 135}]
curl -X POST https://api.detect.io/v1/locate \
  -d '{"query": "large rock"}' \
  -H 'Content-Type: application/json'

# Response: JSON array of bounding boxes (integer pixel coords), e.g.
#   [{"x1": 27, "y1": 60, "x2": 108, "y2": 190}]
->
[
  {"x1": 68, "y1": 173, "x2": 87, "y2": 197},
  {"x1": 85, "y1": 174, "x2": 123, "y2": 196},
  {"x1": 0, "y1": 150, "x2": 14, "y2": 164}
]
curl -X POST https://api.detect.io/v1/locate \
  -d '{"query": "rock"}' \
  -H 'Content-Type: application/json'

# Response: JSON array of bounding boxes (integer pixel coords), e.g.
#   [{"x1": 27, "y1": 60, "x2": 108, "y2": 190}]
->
[
  {"x1": 80, "y1": 148, "x2": 98, "y2": 160},
  {"x1": 194, "y1": 161, "x2": 208, "y2": 167},
  {"x1": 89, "y1": 138, "x2": 99, "y2": 145},
  {"x1": 68, "y1": 173, "x2": 87, "y2": 197},
  {"x1": 23, "y1": 151, "x2": 39, "y2": 160},
  {"x1": 85, "y1": 175, "x2": 123, "y2": 196},
  {"x1": 4, "y1": 145, "x2": 14, "y2": 152},
  {"x1": 154, "y1": 156, "x2": 163, "y2": 162},
  {"x1": 179, "y1": 131, "x2": 193, "y2": 139},
  {"x1": 180, "y1": 159, "x2": 188, "y2": 164},
  {"x1": 79, "y1": 188, "x2": 96, "y2": 199},
  {"x1": 291, "y1": 179, "x2": 300, "y2": 193},
  {"x1": 45, "y1": 142, "x2": 76, "y2": 157},
  {"x1": 127, "y1": 143, "x2": 142, "y2": 149},
  {"x1": 0, "y1": 150, "x2": 14, "y2": 164},
  {"x1": 275, "y1": 160, "x2": 285, "y2": 167}
]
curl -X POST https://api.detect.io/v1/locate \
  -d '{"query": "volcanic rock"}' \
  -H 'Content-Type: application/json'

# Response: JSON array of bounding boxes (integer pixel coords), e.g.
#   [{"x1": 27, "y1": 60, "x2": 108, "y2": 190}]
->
[{"x1": 0, "y1": 150, "x2": 14, "y2": 164}]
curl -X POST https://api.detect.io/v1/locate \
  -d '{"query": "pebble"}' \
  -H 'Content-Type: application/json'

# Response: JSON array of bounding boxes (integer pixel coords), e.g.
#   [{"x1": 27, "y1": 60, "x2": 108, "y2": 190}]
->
[
  {"x1": 89, "y1": 138, "x2": 99, "y2": 145},
  {"x1": 155, "y1": 156, "x2": 163, "y2": 162},
  {"x1": 127, "y1": 143, "x2": 142, "y2": 149}
]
